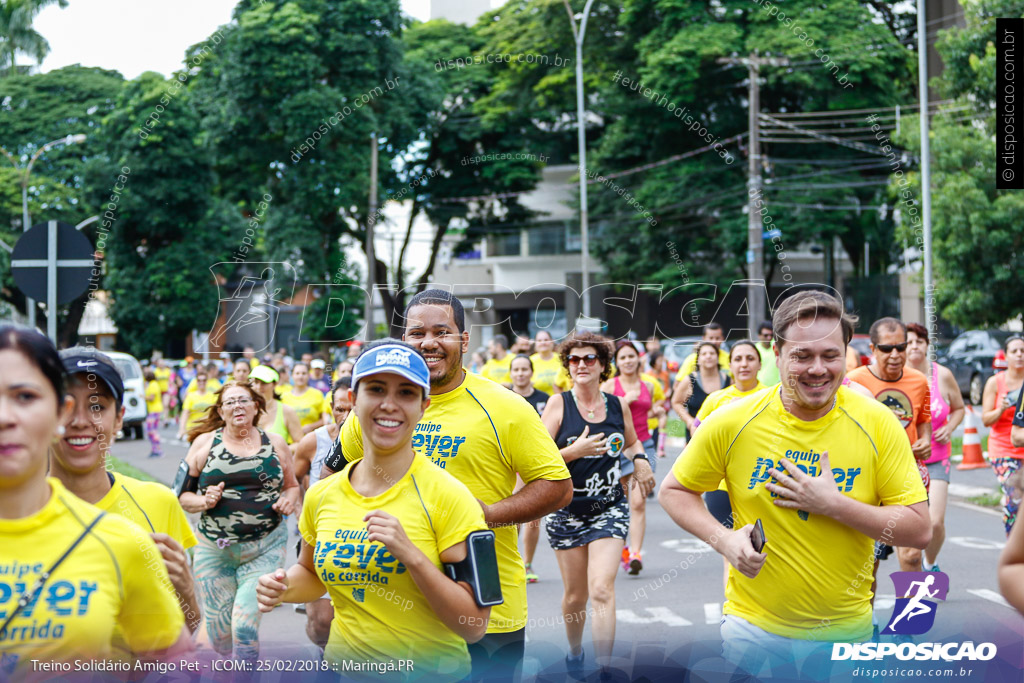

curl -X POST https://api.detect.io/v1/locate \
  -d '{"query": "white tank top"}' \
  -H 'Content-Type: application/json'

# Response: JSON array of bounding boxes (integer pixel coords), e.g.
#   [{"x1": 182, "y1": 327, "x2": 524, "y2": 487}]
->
[{"x1": 308, "y1": 425, "x2": 335, "y2": 488}]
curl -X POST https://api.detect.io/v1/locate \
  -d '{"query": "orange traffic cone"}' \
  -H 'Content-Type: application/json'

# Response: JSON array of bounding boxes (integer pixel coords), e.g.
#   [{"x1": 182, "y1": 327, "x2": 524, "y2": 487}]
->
[{"x1": 957, "y1": 405, "x2": 988, "y2": 470}]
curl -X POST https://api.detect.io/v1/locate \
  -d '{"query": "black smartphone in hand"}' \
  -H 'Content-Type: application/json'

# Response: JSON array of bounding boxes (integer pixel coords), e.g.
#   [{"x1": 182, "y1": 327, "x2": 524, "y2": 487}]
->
[{"x1": 750, "y1": 518, "x2": 766, "y2": 553}]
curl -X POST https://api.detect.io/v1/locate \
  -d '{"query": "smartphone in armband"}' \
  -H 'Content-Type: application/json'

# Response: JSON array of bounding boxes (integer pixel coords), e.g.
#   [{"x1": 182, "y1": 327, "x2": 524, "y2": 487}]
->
[
  {"x1": 444, "y1": 530, "x2": 504, "y2": 607},
  {"x1": 751, "y1": 518, "x2": 766, "y2": 553}
]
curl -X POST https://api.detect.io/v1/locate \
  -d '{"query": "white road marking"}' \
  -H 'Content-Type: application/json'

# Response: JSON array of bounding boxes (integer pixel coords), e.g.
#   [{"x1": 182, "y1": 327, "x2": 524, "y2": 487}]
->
[
  {"x1": 704, "y1": 602, "x2": 722, "y2": 624},
  {"x1": 949, "y1": 500, "x2": 1003, "y2": 518},
  {"x1": 873, "y1": 594, "x2": 896, "y2": 611},
  {"x1": 948, "y1": 483, "x2": 999, "y2": 498},
  {"x1": 617, "y1": 607, "x2": 692, "y2": 626},
  {"x1": 660, "y1": 538, "x2": 715, "y2": 553},
  {"x1": 948, "y1": 536, "x2": 1006, "y2": 550},
  {"x1": 967, "y1": 589, "x2": 1013, "y2": 609}
]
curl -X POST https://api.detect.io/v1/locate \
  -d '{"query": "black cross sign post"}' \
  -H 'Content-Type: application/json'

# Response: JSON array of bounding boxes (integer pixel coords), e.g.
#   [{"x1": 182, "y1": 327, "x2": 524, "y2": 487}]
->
[{"x1": 11, "y1": 220, "x2": 95, "y2": 342}]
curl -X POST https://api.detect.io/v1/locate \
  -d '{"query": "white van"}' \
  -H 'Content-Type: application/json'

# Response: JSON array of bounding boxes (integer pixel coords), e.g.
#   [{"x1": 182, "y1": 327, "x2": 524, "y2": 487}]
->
[{"x1": 105, "y1": 351, "x2": 147, "y2": 439}]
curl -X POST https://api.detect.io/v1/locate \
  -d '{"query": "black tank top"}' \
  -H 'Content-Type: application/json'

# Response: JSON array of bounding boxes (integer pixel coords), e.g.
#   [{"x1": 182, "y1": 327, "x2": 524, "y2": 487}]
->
[
  {"x1": 555, "y1": 391, "x2": 627, "y2": 516},
  {"x1": 685, "y1": 371, "x2": 731, "y2": 416}
]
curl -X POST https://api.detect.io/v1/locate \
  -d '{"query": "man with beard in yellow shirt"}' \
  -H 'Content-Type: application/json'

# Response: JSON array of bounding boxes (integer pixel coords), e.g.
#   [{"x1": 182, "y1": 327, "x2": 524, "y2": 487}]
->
[
  {"x1": 321, "y1": 290, "x2": 571, "y2": 681},
  {"x1": 660, "y1": 292, "x2": 930, "y2": 679}
]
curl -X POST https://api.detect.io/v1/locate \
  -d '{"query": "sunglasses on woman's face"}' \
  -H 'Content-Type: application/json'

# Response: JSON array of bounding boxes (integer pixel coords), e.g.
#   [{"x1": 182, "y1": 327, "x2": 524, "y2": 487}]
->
[
  {"x1": 567, "y1": 354, "x2": 599, "y2": 366},
  {"x1": 875, "y1": 343, "x2": 908, "y2": 353}
]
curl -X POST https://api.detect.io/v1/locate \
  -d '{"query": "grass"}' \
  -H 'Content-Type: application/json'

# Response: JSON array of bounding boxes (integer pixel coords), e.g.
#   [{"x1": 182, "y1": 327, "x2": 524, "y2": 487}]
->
[
  {"x1": 950, "y1": 434, "x2": 989, "y2": 456},
  {"x1": 967, "y1": 491, "x2": 1003, "y2": 508},
  {"x1": 107, "y1": 456, "x2": 162, "y2": 484}
]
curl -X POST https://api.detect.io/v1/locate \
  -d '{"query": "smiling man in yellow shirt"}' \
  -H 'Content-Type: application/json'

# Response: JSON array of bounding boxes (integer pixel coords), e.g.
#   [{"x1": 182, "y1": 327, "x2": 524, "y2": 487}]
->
[
  {"x1": 321, "y1": 290, "x2": 571, "y2": 680},
  {"x1": 660, "y1": 292, "x2": 930, "y2": 679}
]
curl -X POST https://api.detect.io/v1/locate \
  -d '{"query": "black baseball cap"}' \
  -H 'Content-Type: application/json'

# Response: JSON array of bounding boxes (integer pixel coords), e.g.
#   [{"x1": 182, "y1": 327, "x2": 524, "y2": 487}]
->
[{"x1": 59, "y1": 347, "x2": 125, "y2": 407}]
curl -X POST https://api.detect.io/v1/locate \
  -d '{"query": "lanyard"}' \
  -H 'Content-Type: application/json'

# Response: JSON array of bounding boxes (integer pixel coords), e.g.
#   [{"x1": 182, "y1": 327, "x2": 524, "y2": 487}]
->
[{"x1": 0, "y1": 511, "x2": 106, "y2": 636}]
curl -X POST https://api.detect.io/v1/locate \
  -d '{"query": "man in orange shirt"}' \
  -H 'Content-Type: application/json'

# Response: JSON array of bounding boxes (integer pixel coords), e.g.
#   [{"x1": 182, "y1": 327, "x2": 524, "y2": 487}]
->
[{"x1": 849, "y1": 317, "x2": 931, "y2": 575}]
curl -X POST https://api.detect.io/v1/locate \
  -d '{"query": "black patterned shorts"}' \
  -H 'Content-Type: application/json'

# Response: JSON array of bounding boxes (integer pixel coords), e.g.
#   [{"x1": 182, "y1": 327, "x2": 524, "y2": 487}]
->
[{"x1": 545, "y1": 494, "x2": 630, "y2": 550}]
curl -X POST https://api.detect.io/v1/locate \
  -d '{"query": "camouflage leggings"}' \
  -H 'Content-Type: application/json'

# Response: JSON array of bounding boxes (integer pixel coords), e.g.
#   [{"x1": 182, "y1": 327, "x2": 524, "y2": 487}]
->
[
  {"x1": 194, "y1": 521, "x2": 287, "y2": 660},
  {"x1": 991, "y1": 456, "x2": 1022, "y2": 536}
]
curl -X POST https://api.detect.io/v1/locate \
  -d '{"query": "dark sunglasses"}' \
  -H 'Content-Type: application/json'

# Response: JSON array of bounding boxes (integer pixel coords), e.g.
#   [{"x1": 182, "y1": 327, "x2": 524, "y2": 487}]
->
[
  {"x1": 876, "y1": 343, "x2": 908, "y2": 353},
  {"x1": 567, "y1": 354, "x2": 600, "y2": 366}
]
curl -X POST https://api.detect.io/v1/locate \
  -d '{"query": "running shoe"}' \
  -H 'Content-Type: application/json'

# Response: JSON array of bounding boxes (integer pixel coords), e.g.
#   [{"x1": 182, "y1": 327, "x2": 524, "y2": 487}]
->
[
  {"x1": 565, "y1": 650, "x2": 585, "y2": 681},
  {"x1": 525, "y1": 564, "x2": 539, "y2": 584},
  {"x1": 148, "y1": 452, "x2": 163, "y2": 458},
  {"x1": 928, "y1": 563, "x2": 941, "y2": 573},
  {"x1": 621, "y1": 546, "x2": 630, "y2": 572},
  {"x1": 628, "y1": 552, "x2": 643, "y2": 575}
]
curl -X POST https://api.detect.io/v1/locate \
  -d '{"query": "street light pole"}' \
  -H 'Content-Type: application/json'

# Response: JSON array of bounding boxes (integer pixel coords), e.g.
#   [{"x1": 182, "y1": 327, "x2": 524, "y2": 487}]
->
[
  {"x1": 0, "y1": 134, "x2": 87, "y2": 330},
  {"x1": 564, "y1": 0, "x2": 596, "y2": 322}
]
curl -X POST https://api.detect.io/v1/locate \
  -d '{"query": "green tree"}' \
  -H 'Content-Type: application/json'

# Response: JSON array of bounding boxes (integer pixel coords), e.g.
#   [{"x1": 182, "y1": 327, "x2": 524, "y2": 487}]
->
[
  {"x1": 892, "y1": 0, "x2": 1024, "y2": 328},
  {"x1": 0, "y1": 65, "x2": 123, "y2": 343},
  {"x1": 473, "y1": 0, "x2": 917, "y2": 303},
  {"x1": 87, "y1": 71, "x2": 238, "y2": 357},
  {"x1": 0, "y1": 0, "x2": 68, "y2": 77},
  {"x1": 190, "y1": 0, "x2": 414, "y2": 340}
]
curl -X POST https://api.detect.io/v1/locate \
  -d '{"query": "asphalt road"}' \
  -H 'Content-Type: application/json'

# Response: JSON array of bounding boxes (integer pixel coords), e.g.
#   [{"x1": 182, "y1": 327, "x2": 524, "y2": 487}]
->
[{"x1": 112, "y1": 420, "x2": 1023, "y2": 682}]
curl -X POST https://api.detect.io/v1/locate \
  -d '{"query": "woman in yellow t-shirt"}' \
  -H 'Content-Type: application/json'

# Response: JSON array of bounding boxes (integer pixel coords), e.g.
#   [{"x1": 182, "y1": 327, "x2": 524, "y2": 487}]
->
[
  {"x1": 691, "y1": 339, "x2": 765, "y2": 591},
  {"x1": 257, "y1": 340, "x2": 491, "y2": 681},
  {"x1": 176, "y1": 372, "x2": 218, "y2": 443},
  {"x1": 250, "y1": 365, "x2": 304, "y2": 446},
  {"x1": 281, "y1": 363, "x2": 326, "y2": 435},
  {"x1": 530, "y1": 330, "x2": 570, "y2": 395},
  {"x1": 144, "y1": 368, "x2": 164, "y2": 457},
  {"x1": 0, "y1": 326, "x2": 189, "y2": 674}
]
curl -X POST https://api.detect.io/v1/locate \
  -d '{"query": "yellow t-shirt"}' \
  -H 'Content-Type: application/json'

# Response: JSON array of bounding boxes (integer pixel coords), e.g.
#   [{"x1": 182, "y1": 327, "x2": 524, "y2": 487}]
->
[
  {"x1": 301, "y1": 456, "x2": 485, "y2": 680},
  {"x1": 694, "y1": 382, "x2": 767, "y2": 492},
  {"x1": 0, "y1": 479, "x2": 183, "y2": 673},
  {"x1": 530, "y1": 354, "x2": 570, "y2": 395},
  {"x1": 153, "y1": 367, "x2": 171, "y2": 393},
  {"x1": 182, "y1": 390, "x2": 218, "y2": 432},
  {"x1": 95, "y1": 473, "x2": 197, "y2": 550},
  {"x1": 671, "y1": 385, "x2": 927, "y2": 641},
  {"x1": 479, "y1": 356, "x2": 512, "y2": 385},
  {"x1": 674, "y1": 348, "x2": 731, "y2": 381},
  {"x1": 145, "y1": 380, "x2": 163, "y2": 414},
  {"x1": 282, "y1": 387, "x2": 327, "y2": 429},
  {"x1": 695, "y1": 382, "x2": 768, "y2": 424},
  {"x1": 338, "y1": 370, "x2": 569, "y2": 633},
  {"x1": 186, "y1": 377, "x2": 222, "y2": 394}
]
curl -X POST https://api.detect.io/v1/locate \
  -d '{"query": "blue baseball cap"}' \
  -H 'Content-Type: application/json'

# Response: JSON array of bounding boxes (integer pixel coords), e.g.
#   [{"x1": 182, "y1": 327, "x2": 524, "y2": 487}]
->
[{"x1": 352, "y1": 343, "x2": 430, "y2": 396}]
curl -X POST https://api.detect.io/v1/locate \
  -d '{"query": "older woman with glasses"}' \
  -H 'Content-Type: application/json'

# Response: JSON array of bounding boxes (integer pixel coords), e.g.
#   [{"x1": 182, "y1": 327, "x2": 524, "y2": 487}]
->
[
  {"x1": 541, "y1": 332, "x2": 654, "y2": 680},
  {"x1": 177, "y1": 380, "x2": 300, "y2": 662}
]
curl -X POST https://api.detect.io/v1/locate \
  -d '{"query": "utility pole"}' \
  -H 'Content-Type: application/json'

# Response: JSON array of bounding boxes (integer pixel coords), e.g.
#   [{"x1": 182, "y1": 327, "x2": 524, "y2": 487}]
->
[
  {"x1": 917, "y1": 0, "x2": 935, "y2": 357},
  {"x1": 717, "y1": 53, "x2": 787, "y2": 337},
  {"x1": 366, "y1": 132, "x2": 378, "y2": 341},
  {"x1": 564, "y1": 0, "x2": 597, "y2": 322}
]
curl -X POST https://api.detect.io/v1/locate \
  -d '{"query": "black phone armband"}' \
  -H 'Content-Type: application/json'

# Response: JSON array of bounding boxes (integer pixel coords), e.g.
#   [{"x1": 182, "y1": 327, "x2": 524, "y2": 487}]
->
[
  {"x1": 444, "y1": 530, "x2": 503, "y2": 607},
  {"x1": 322, "y1": 436, "x2": 349, "y2": 473},
  {"x1": 172, "y1": 459, "x2": 199, "y2": 497}
]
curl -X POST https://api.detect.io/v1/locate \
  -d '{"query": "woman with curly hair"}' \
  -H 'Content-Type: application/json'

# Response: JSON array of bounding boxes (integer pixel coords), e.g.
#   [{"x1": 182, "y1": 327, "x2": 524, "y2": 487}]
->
[
  {"x1": 541, "y1": 332, "x2": 655, "y2": 680},
  {"x1": 177, "y1": 380, "x2": 300, "y2": 661}
]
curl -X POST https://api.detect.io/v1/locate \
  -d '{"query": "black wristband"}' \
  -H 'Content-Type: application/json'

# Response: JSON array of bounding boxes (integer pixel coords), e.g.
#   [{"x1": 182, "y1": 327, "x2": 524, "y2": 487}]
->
[{"x1": 632, "y1": 453, "x2": 649, "y2": 463}]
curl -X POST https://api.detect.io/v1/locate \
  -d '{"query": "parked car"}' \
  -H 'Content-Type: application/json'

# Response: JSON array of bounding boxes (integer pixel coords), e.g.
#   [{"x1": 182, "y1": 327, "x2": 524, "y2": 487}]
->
[
  {"x1": 105, "y1": 351, "x2": 147, "y2": 439},
  {"x1": 937, "y1": 330, "x2": 1014, "y2": 405},
  {"x1": 661, "y1": 337, "x2": 733, "y2": 380},
  {"x1": 849, "y1": 334, "x2": 872, "y2": 367},
  {"x1": 661, "y1": 337, "x2": 704, "y2": 376}
]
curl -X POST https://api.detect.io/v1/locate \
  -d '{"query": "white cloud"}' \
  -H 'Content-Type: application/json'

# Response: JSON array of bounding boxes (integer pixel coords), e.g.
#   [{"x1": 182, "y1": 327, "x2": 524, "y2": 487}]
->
[{"x1": 34, "y1": 0, "x2": 429, "y2": 80}]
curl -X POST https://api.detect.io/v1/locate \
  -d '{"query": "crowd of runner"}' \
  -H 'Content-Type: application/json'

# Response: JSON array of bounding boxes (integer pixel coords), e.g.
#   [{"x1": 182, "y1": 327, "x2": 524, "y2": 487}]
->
[{"x1": 2, "y1": 288, "x2": 1024, "y2": 682}]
